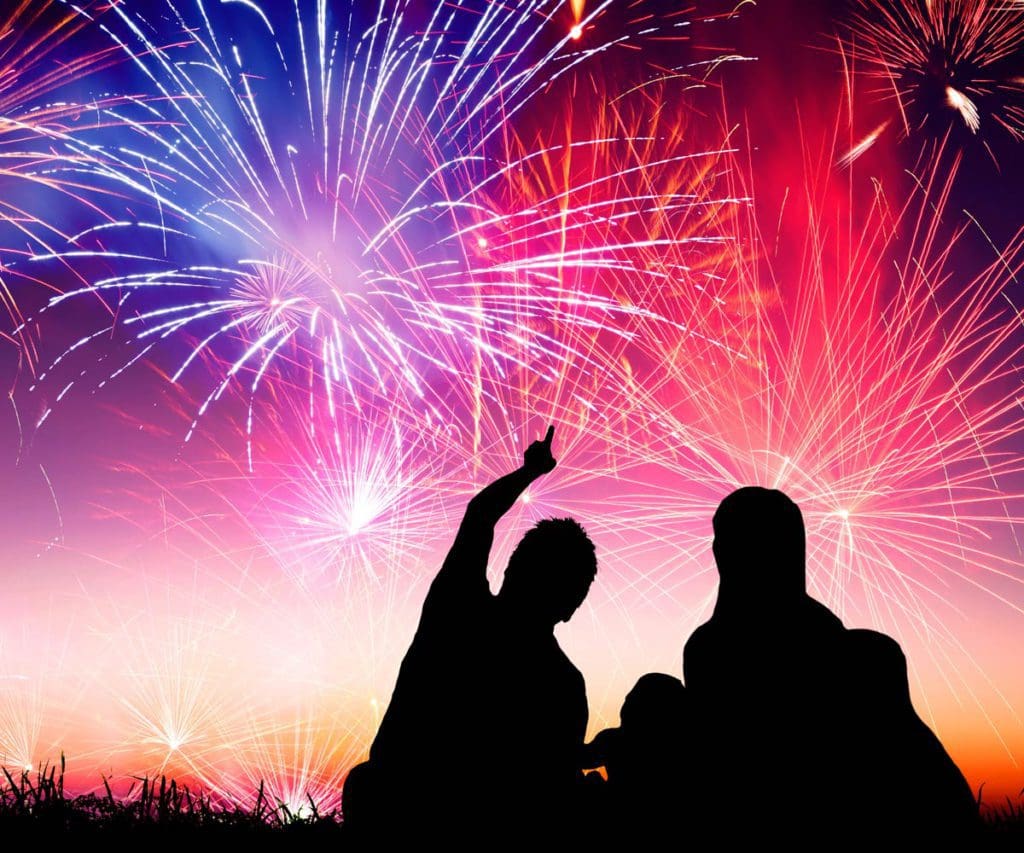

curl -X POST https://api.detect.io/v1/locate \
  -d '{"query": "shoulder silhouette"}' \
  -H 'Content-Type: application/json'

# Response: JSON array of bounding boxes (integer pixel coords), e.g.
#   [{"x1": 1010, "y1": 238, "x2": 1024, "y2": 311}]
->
[
  {"x1": 683, "y1": 486, "x2": 978, "y2": 843},
  {"x1": 344, "y1": 426, "x2": 597, "y2": 844}
]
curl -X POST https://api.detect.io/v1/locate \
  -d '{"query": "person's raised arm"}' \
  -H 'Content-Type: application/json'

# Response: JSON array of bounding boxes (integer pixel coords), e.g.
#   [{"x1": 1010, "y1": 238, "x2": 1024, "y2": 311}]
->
[
  {"x1": 465, "y1": 425, "x2": 556, "y2": 525},
  {"x1": 435, "y1": 425, "x2": 557, "y2": 589}
]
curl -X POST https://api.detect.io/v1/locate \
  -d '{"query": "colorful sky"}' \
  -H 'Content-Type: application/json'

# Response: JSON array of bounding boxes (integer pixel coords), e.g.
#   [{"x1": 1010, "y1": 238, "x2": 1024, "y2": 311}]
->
[{"x1": 1, "y1": 0, "x2": 1022, "y2": 811}]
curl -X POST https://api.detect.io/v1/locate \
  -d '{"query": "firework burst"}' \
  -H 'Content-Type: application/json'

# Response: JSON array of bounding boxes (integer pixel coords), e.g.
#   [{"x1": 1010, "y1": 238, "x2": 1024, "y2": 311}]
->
[
  {"x1": 627, "y1": 131, "x2": 1024, "y2": 742},
  {"x1": 93, "y1": 583, "x2": 260, "y2": 783},
  {"x1": 15, "y1": 0, "x2": 737, "y2": 451},
  {"x1": 202, "y1": 702, "x2": 359, "y2": 818},
  {"x1": 245, "y1": 402, "x2": 447, "y2": 589},
  {"x1": 843, "y1": 0, "x2": 1024, "y2": 155}
]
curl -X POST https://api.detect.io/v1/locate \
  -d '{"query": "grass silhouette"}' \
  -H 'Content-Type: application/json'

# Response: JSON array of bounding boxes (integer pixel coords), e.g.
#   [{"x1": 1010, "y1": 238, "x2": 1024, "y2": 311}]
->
[
  {"x1": 2, "y1": 757, "x2": 1022, "y2": 845},
  {"x1": 0, "y1": 756, "x2": 344, "y2": 843}
]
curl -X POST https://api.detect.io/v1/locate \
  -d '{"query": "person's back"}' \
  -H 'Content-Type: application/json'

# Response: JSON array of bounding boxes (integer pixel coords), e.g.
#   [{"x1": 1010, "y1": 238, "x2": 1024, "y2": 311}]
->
[
  {"x1": 841, "y1": 628, "x2": 978, "y2": 841},
  {"x1": 684, "y1": 590, "x2": 852, "y2": 834},
  {"x1": 682, "y1": 487, "x2": 977, "y2": 841}
]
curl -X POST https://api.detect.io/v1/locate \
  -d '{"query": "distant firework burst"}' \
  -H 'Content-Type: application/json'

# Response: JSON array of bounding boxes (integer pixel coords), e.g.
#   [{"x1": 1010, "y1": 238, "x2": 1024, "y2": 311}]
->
[
  {"x1": 0, "y1": 617, "x2": 80, "y2": 777},
  {"x1": 246, "y1": 403, "x2": 445, "y2": 589},
  {"x1": 19, "y1": 0, "x2": 729, "y2": 447},
  {"x1": 844, "y1": 0, "x2": 1024, "y2": 152},
  {"x1": 90, "y1": 573, "x2": 264, "y2": 784},
  {"x1": 0, "y1": 661, "x2": 41, "y2": 774},
  {"x1": 204, "y1": 704, "x2": 354, "y2": 819}
]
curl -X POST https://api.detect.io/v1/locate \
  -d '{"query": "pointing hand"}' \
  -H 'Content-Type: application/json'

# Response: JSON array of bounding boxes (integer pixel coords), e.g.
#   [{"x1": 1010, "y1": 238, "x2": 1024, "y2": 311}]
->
[{"x1": 524, "y1": 425, "x2": 557, "y2": 475}]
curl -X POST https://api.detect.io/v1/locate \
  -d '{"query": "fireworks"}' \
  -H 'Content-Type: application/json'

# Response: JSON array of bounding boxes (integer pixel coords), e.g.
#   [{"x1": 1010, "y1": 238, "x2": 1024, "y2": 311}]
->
[
  {"x1": 629, "y1": 133, "x2": 1024, "y2": 735},
  {"x1": 0, "y1": 0, "x2": 1021, "y2": 812},
  {"x1": 844, "y1": 0, "x2": 1024, "y2": 149},
  {"x1": 17, "y1": 0, "x2": 731, "y2": 447},
  {"x1": 205, "y1": 704, "x2": 355, "y2": 817}
]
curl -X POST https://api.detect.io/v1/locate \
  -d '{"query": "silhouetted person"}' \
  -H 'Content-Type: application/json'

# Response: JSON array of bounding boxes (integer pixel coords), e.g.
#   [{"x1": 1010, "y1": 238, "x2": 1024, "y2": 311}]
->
[
  {"x1": 683, "y1": 487, "x2": 978, "y2": 842},
  {"x1": 582, "y1": 672, "x2": 693, "y2": 841},
  {"x1": 344, "y1": 425, "x2": 597, "y2": 843}
]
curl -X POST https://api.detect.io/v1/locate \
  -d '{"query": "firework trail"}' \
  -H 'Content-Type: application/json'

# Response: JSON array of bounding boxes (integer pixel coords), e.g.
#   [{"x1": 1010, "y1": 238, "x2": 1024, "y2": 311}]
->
[
  {"x1": 0, "y1": 1, "x2": 143, "y2": 366},
  {"x1": 16, "y1": 0, "x2": 735, "y2": 451},
  {"x1": 841, "y1": 0, "x2": 1024, "y2": 160}
]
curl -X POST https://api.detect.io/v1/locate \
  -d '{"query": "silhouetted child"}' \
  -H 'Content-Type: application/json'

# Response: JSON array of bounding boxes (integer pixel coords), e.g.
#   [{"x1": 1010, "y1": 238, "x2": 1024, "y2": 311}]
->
[{"x1": 582, "y1": 673, "x2": 692, "y2": 840}]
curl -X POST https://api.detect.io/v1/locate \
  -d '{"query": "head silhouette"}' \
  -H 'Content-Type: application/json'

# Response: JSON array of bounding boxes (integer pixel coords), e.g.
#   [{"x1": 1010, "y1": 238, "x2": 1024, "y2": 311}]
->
[
  {"x1": 620, "y1": 672, "x2": 687, "y2": 733},
  {"x1": 712, "y1": 487, "x2": 806, "y2": 601},
  {"x1": 499, "y1": 517, "x2": 596, "y2": 626}
]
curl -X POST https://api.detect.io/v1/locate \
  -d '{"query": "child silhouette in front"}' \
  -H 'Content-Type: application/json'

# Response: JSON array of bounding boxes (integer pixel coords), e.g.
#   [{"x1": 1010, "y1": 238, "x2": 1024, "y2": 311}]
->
[{"x1": 582, "y1": 672, "x2": 692, "y2": 841}]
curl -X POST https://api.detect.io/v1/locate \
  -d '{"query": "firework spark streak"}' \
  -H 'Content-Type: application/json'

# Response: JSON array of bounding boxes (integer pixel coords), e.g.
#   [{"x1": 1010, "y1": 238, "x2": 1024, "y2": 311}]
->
[{"x1": 0, "y1": 1, "x2": 142, "y2": 365}]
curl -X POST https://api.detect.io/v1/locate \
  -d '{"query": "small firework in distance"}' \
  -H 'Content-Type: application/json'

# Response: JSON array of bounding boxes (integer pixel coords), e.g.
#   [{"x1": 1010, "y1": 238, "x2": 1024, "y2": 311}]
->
[
  {"x1": 248, "y1": 404, "x2": 445, "y2": 589},
  {"x1": 843, "y1": 0, "x2": 1024, "y2": 152}
]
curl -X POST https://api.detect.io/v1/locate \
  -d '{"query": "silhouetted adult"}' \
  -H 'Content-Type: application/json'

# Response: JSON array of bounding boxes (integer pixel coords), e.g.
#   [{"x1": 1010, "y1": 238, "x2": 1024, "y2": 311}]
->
[
  {"x1": 582, "y1": 672, "x2": 693, "y2": 841},
  {"x1": 683, "y1": 487, "x2": 977, "y2": 842},
  {"x1": 344, "y1": 426, "x2": 597, "y2": 843}
]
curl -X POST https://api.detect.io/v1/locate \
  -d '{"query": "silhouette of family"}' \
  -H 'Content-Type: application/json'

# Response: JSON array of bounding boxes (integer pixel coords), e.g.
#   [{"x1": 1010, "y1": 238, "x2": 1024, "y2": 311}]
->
[{"x1": 343, "y1": 426, "x2": 979, "y2": 844}]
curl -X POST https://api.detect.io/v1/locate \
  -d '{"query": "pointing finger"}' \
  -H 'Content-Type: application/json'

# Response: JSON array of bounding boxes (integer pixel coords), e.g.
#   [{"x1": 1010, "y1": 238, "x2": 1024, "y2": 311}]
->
[{"x1": 544, "y1": 425, "x2": 555, "y2": 446}]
